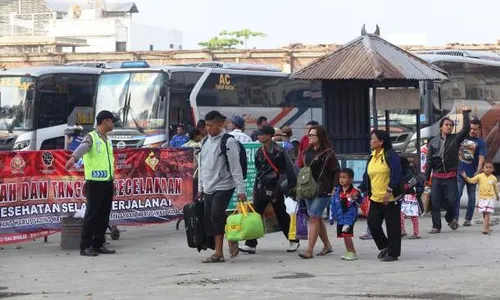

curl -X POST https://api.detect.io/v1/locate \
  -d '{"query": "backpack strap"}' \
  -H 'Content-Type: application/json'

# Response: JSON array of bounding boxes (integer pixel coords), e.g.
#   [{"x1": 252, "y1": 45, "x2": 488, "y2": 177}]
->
[
  {"x1": 316, "y1": 149, "x2": 334, "y2": 184},
  {"x1": 262, "y1": 147, "x2": 279, "y2": 173},
  {"x1": 220, "y1": 133, "x2": 232, "y2": 172}
]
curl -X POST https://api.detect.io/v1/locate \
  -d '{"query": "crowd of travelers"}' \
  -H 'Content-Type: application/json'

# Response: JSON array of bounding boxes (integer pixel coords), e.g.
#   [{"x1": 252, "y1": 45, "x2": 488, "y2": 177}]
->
[
  {"x1": 80, "y1": 104, "x2": 494, "y2": 262},
  {"x1": 168, "y1": 106, "x2": 498, "y2": 263}
]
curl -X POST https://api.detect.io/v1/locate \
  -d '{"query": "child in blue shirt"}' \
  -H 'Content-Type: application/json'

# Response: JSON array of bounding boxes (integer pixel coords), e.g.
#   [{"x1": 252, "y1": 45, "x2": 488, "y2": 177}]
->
[{"x1": 330, "y1": 168, "x2": 362, "y2": 261}]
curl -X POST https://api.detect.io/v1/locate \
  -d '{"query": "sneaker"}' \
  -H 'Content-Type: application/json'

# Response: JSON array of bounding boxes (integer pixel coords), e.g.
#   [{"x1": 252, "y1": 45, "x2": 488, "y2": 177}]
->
[
  {"x1": 448, "y1": 220, "x2": 459, "y2": 231},
  {"x1": 286, "y1": 241, "x2": 300, "y2": 253},
  {"x1": 238, "y1": 245, "x2": 256, "y2": 254},
  {"x1": 342, "y1": 252, "x2": 358, "y2": 261},
  {"x1": 463, "y1": 220, "x2": 471, "y2": 227}
]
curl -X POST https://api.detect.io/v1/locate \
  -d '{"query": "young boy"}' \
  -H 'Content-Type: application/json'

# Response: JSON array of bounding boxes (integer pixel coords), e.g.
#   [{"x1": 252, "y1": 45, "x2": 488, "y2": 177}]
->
[
  {"x1": 462, "y1": 162, "x2": 500, "y2": 234},
  {"x1": 330, "y1": 168, "x2": 362, "y2": 261}
]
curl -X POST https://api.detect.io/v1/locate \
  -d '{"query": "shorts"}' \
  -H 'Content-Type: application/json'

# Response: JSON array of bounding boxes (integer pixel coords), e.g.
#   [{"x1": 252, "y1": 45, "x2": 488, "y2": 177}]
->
[
  {"x1": 477, "y1": 199, "x2": 495, "y2": 214},
  {"x1": 305, "y1": 196, "x2": 329, "y2": 218},
  {"x1": 337, "y1": 224, "x2": 355, "y2": 238},
  {"x1": 203, "y1": 189, "x2": 234, "y2": 236}
]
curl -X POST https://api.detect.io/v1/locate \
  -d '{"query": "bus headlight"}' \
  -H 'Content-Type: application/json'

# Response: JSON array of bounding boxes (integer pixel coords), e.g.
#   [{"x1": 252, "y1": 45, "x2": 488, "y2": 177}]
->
[{"x1": 13, "y1": 140, "x2": 30, "y2": 150}]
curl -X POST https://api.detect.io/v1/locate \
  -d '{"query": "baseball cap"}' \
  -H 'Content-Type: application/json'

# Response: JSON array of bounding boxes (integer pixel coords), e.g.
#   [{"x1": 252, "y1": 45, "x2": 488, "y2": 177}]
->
[
  {"x1": 231, "y1": 115, "x2": 245, "y2": 128},
  {"x1": 256, "y1": 124, "x2": 275, "y2": 136},
  {"x1": 96, "y1": 110, "x2": 116, "y2": 122}
]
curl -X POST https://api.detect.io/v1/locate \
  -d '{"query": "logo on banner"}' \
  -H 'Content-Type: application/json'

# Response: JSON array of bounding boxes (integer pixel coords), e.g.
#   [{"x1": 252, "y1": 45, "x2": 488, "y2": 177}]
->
[
  {"x1": 10, "y1": 153, "x2": 26, "y2": 173},
  {"x1": 145, "y1": 151, "x2": 159, "y2": 171},
  {"x1": 42, "y1": 152, "x2": 54, "y2": 168}
]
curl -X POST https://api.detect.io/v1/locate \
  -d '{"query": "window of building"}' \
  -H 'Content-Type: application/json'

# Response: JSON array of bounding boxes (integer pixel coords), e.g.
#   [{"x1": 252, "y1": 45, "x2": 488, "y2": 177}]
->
[{"x1": 116, "y1": 42, "x2": 127, "y2": 52}]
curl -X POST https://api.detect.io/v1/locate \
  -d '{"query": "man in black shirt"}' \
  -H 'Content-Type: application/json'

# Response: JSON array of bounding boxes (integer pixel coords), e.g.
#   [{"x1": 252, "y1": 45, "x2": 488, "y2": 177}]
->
[{"x1": 239, "y1": 125, "x2": 300, "y2": 254}]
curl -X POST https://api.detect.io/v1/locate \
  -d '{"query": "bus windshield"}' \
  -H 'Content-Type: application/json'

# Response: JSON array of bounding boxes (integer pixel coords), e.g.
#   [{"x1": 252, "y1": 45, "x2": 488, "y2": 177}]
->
[
  {"x1": 95, "y1": 72, "x2": 166, "y2": 130},
  {"x1": 0, "y1": 76, "x2": 35, "y2": 131}
]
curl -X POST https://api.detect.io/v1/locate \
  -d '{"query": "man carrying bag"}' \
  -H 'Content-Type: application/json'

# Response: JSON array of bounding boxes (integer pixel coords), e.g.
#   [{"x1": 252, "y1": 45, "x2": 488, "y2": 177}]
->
[{"x1": 239, "y1": 125, "x2": 300, "y2": 254}]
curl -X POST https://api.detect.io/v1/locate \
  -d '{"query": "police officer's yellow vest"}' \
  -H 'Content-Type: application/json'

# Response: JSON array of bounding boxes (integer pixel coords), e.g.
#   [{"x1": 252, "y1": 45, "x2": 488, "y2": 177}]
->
[{"x1": 83, "y1": 131, "x2": 115, "y2": 181}]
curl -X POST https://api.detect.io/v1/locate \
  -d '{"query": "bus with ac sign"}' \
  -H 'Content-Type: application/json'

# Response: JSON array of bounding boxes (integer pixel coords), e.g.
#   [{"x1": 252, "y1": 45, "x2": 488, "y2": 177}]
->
[
  {"x1": 0, "y1": 66, "x2": 101, "y2": 150},
  {"x1": 94, "y1": 61, "x2": 323, "y2": 148}
]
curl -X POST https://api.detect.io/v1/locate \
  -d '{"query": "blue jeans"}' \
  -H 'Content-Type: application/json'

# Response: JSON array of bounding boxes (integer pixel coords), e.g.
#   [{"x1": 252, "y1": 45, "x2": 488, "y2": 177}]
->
[
  {"x1": 305, "y1": 196, "x2": 330, "y2": 218},
  {"x1": 431, "y1": 177, "x2": 458, "y2": 230},
  {"x1": 455, "y1": 175, "x2": 477, "y2": 222}
]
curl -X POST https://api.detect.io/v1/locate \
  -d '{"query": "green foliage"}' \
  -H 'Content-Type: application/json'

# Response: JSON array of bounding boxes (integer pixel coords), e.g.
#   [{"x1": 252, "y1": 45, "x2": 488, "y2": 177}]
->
[{"x1": 198, "y1": 29, "x2": 267, "y2": 50}]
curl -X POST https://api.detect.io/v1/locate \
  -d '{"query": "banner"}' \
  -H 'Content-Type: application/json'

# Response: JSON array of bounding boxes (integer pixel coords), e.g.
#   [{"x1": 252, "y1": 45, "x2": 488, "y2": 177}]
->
[
  {"x1": 227, "y1": 142, "x2": 260, "y2": 211},
  {"x1": 0, "y1": 148, "x2": 194, "y2": 245}
]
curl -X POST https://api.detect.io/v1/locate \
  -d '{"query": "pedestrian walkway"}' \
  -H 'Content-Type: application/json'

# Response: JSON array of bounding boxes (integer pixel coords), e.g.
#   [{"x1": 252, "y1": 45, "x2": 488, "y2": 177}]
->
[{"x1": 1, "y1": 212, "x2": 500, "y2": 300}]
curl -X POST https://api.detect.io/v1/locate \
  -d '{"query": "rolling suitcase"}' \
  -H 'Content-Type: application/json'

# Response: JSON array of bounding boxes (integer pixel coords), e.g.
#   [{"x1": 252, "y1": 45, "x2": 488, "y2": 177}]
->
[{"x1": 183, "y1": 199, "x2": 214, "y2": 252}]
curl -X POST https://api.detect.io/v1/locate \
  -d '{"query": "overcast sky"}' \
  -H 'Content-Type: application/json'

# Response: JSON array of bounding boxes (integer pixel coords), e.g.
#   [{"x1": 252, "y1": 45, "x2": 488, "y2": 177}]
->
[{"x1": 130, "y1": 0, "x2": 498, "y2": 50}]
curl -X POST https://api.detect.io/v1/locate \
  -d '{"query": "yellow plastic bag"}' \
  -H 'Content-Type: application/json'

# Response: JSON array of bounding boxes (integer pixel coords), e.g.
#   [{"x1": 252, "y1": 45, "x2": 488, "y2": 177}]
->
[{"x1": 288, "y1": 213, "x2": 297, "y2": 240}]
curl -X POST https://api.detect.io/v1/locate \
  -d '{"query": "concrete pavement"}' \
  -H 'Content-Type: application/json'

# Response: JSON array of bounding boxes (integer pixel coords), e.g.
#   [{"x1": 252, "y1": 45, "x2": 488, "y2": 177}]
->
[{"x1": 1, "y1": 212, "x2": 500, "y2": 300}]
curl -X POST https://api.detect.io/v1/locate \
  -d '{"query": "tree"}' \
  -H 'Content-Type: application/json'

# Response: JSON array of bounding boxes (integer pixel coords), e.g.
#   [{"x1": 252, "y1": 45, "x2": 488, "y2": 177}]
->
[
  {"x1": 198, "y1": 29, "x2": 267, "y2": 50},
  {"x1": 198, "y1": 36, "x2": 243, "y2": 51},
  {"x1": 220, "y1": 29, "x2": 267, "y2": 48}
]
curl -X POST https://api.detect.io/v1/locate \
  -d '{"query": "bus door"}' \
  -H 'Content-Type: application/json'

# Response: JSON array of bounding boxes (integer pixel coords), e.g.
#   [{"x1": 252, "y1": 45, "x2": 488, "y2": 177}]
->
[{"x1": 168, "y1": 71, "x2": 202, "y2": 137}]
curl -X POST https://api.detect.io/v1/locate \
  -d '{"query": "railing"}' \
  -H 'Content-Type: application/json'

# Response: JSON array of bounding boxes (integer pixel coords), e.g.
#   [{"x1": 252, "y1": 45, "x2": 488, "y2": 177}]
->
[{"x1": 0, "y1": 12, "x2": 55, "y2": 37}]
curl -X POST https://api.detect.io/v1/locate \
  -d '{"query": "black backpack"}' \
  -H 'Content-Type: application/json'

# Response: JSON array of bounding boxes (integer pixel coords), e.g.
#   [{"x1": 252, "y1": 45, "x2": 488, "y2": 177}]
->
[
  {"x1": 201, "y1": 133, "x2": 248, "y2": 179},
  {"x1": 382, "y1": 152, "x2": 423, "y2": 198},
  {"x1": 399, "y1": 156, "x2": 424, "y2": 195}
]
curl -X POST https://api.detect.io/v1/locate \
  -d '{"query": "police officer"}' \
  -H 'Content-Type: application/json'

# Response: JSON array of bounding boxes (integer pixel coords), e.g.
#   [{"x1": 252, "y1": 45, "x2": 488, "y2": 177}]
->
[{"x1": 65, "y1": 110, "x2": 117, "y2": 257}]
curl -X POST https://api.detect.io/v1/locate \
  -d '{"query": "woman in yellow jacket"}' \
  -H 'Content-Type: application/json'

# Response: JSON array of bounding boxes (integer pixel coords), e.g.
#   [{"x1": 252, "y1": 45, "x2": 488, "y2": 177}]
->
[{"x1": 359, "y1": 130, "x2": 403, "y2": 262}]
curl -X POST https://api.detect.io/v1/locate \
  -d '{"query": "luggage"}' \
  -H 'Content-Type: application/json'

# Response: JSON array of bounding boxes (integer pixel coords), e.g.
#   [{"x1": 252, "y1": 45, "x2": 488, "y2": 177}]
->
[
  {"x1": 183, "y1": 199, "x2": 214, "y2": 252},
  {"x1": 226, "y1": 201, "x2": 265, "y2": 242}
]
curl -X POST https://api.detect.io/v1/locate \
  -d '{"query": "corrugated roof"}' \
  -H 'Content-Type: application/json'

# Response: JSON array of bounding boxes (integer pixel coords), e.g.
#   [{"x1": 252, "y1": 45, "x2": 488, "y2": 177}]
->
[
  {"x1": 291, "y1": 30, "x2": 448, "y2": 82},
  {"x1": 106, "y1": 2, "x2": 138, "y2": 13},
  {"x1": 45, "y1": 1, "x2": 138, "y2": 13}
]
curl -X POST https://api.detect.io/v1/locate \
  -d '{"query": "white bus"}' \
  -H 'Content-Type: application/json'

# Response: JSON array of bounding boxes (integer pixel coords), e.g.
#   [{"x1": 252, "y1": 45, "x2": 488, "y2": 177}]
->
[
  {"x1": 0, "y1": 66, "x2": 101, "y2": 150},
  {"x1": 380, "y1": 50, "x2": 500, "y2": 166},
  {"x1": 94, "y1": 61, "x2": 323, "y2": 148}
]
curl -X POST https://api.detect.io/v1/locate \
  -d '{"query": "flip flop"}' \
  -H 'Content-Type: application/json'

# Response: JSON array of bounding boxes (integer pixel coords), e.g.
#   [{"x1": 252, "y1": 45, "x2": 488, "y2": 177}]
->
[
  {"x1": 316, "y1": 247, "x2": 333, "y2": 256},
  {"x1": 202, "y1": 255, "x2": 225, "y2": 263},
  {"x1": 298, "y1": 251, "x2": 313, "y2": 259},
  {"x1": 409, "y1": 235, "x2": 421, "y2": 240},
  {"x1": 429, "y1": 229, "x2": 441, "y2": 234}
]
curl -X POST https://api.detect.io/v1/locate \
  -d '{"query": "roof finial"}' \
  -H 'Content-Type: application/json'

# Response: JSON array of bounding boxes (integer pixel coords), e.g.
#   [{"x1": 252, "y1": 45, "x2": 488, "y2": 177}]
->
[
  {"x1": 374, "y1": 25, "x2": 380, "y2": 36},
  {"x1": 361, "y1": 24, "x2": 367, "y2": 35}
]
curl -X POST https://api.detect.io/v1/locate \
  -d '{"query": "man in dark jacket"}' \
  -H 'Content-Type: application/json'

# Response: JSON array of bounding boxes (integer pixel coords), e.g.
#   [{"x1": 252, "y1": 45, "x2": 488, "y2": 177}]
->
[
  {"x1": 239, "y1": 125, "x2": 300, "y2": 254},
  {"x1": 425, "y1": 107, "x2": 471, "y2": 234}
]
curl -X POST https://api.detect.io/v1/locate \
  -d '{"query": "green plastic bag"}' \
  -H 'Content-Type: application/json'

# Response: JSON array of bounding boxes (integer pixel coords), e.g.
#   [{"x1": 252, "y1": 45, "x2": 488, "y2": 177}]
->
[{"x1": 225, "y1": 201, "x2": 265, "y2": 242}]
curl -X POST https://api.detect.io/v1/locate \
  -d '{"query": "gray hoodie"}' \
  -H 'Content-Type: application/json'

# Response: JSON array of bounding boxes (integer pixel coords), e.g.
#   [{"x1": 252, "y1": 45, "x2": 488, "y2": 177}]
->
[{"x1": 198, "y1": 131, "x2": 246, "y2": 195}]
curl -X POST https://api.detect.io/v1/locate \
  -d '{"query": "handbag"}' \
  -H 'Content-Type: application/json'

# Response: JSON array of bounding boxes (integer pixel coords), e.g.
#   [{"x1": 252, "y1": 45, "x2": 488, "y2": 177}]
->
[
  {"x1": 261, "y1": 148, "x2": 294, "y2": 196},
  {"x1": 225, "y1": 201, "x2": 265, "y2": 242},
  {"x1": 289, "y1": 200, "x2": 308, "y2": 240},
  {"x1": 296, "y1": 149, "x2": 333, "y2": 200}
]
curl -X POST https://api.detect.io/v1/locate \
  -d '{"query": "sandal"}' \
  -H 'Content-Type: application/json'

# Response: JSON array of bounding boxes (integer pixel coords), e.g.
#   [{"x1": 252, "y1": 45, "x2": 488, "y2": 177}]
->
[
  {"x1": 316, "y1": 247, "x2": 333, "y2": 256},
  {"x1": 409, "y1": 235, "x2": 421, "y2": 240},
  {"x1": 228, "y1": 241, "x2": 239, "y2": 258},
  {"x1": 202, "y1": 255, "x2": 225, "y2": 263},
  {"x1": 298, "y1": 250, "x2": 313, "y2": 259},
  {"x1": 429, "y1": 228, "x2": 441, "y2": 234}
]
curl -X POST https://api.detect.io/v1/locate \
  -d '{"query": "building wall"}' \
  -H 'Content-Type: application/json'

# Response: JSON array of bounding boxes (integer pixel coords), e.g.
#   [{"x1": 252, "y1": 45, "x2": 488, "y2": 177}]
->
[
  {"x1": 129, "y1": 22, "x2": 183, "y2": 51},
  {"x1": 2, "y1": 45, "x2": 500, "y2": 70}
]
